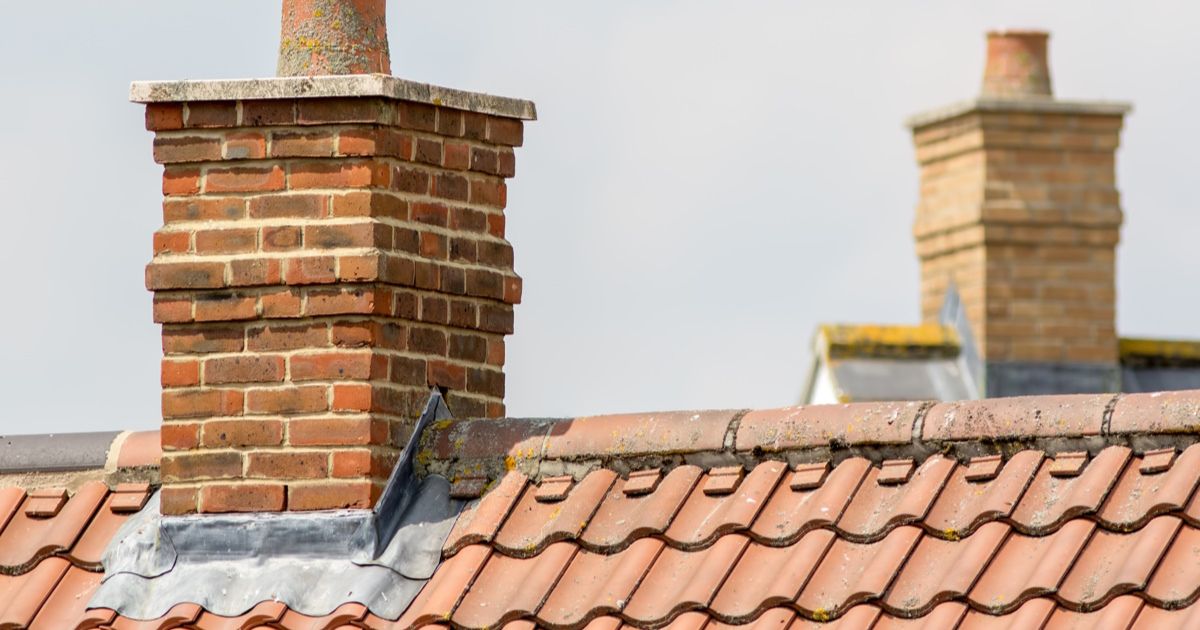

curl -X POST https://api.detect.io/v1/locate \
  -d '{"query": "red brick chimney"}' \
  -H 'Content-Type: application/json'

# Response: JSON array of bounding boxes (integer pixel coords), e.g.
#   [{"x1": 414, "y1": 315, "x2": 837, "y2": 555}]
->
[
  {"x1": 908, "y1": 31, "x2": 1130, "y2": 396},
  {"x1": 135, "y1": 1, "x2": 535, "y2": 515}
]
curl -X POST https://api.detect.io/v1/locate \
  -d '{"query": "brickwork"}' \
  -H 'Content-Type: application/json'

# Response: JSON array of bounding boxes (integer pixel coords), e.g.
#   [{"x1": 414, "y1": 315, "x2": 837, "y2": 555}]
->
[
  {"x1": 911, "y1": 109, "x2": 1124, "y2": 366},
  {"x1": 143, "y1": 97, "x2": 524, "y2": 514}
]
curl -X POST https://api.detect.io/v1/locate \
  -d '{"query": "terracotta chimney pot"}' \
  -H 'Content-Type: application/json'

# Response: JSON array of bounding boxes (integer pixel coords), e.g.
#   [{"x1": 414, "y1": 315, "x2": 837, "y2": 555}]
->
[
  {"x1": 981, "y1": 30, "x2": 1052, "y2": 98},
  {"x1": 278, "y1": 0, "x2": 391, "y2": 76}
]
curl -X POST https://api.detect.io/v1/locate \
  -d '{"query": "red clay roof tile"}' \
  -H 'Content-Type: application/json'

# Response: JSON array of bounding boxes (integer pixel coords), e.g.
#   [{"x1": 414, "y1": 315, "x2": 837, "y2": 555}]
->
[
  {"x1": 709, "y1": 530, "x2": 834, "y2": 621},
  {"x1": 270, "y1": 602, "x2": 368, "y2": 630},
  {"x1": 394, "y1": 544, "x2": 492, "y2": 628},
  {"x1": 835, "y1": 456, "x2": 954, "y2": 540},
  {"x1": 191, "y1": 600, "x2": 288, "y2": 629},
  {"x1": 454, "y1": 541, "x2": 576, "y2": 629},
  {"x1": 749, "y1": 458, "x2": 869, "y2": 545},
  {"x1": 1057, "y1": 516, "x2": 1181, "y2": 609},
  {"x1": 795, "y1": 526, "x2": 921, "y2": 619},
  {"x1": 664, "y1": 462, "x2": 784, "y2": 548},
  {"x1": 1096, "y1": 443, "x2": 1200, "y2": 530},
  {"x1": 581, "y1": 466, "x2": 701, "y2": 551},
  {"x1": 924, "y1": 450, "x2": 1042, "y2": 537},
  {"x1": 1043, "y1": 594, "x2": 1145, "y2": 630},
  {"x1": 705, "y1": 607, "x2": 796, "y2": 630},
  {"x1": 1131, "y1": 599, "x2": 1200, "y2": 629},
  {"x1": 29, "y1": 566, "x2": 104, "y2": 630},
  {"x1": 622, "y1": 469, "x2": 663, "y2": 496},
  {"x1": 791, "y1": 604, "x2": 881, "y2": 629},
  {"x1": 109, "y1": 603, "x2": 203, "y2": 630},
  {"x1": 622, "y1": 534, "x2": 748, "y2": 626},
  {"x1": 959, "y1": 597, "x2": 1056, "y2": 629},
  {"x1": 1009, "y1": 445, "x2": 1130, "y2": 534},
  {"x1": 69, "y1": 491, "x2": 145, "y2": 568},
  {"x1": 25, "y1": 488, "x2": 68, "y2": 518},
  {"x1": 1109, "y1": 390, "x2": 1200, "y2": 435},
  {"x1": 115, "y1": 430, "x2": 163, "y2": 469},
  {"x1": 1145, "y1": 523, "x2": 1200, "y2": 606},
  {"x1": 0, "y1": 555, "x2": 69, "y2": 628},
  {"x1": 539, "y1": 537, "x2": 663, "y2": 627},
  {"x1": 873, "y1": 602, "x2": 968, "y2": 628},
  {"x1": 882, "y1": 521, "x2": 1009, "y2": 615},
  {"x1": 443, "y1": 471, "x2": 527, "y2": 556},
  {"x1": 0, "y1": 481, "x2": 106, "y2": 572},
  {"x1": 968, "y1": 519, "x2": 1095, "y2": 613},
  {"x1": 493, "y1": 469, "x2": 615, "y2": 555}
]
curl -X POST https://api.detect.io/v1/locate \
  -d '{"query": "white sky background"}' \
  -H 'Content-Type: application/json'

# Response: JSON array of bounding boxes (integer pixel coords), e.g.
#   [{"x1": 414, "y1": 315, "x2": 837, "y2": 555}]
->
[{"x1": 0, "y1": 2, "x2": 1196, "y2": 432}]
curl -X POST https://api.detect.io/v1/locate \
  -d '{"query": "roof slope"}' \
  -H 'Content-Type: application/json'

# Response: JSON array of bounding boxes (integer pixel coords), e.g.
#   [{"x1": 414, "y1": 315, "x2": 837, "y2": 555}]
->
[{"x1": 4, "y1": 391, "x2": 1200, "y2": 628}]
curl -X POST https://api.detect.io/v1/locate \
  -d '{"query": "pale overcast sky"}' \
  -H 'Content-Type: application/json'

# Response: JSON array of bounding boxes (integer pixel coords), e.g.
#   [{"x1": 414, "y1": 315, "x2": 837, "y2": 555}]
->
[{"x1": 0, "y1": 2, "x2": 1196, "y2": 432}]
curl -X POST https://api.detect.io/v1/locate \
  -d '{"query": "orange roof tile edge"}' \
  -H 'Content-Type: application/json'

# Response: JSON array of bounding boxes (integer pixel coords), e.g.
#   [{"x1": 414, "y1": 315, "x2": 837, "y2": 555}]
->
[{"x1": 419, "y1": 390, "x2": 1200, "y2": 483}]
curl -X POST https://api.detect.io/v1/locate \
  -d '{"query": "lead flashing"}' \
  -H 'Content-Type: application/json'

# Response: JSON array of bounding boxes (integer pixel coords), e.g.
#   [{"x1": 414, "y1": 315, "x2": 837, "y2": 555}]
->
[
  {"x1": 130, "y1": 74, "x2": 537, "y2": 120},
  {"x1": 906, "y1": 97, "x2": 1132, "y2": 129}
]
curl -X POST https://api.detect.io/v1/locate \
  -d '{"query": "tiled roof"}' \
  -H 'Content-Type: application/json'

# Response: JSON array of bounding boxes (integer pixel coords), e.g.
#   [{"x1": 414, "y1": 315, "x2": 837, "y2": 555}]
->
[{"x1": 6, "y1": 391, "x2": 1200, "y2": 628}]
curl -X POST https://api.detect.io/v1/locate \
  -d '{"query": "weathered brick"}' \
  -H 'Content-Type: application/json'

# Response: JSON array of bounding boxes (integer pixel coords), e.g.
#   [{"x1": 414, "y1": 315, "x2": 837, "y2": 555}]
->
[
  {"x1": 201, "y1": 419, "x2": 285, "y2": 448},
  {"x1": 246, "y1": 386, "x2": 329, "y2": 415},
  {"x1": 200, "y1": 483, "x2": 285, "y2": 513},
  {"x1": 248, "y1": 323, "x2": 328, "y2": 352},
  {"x1": 206, "y1": 165, "x2": 285, "y2": 193},
  {"x1": 247, "y1": 451, "x2": 328, "y2": 479},
  {"x1": 204, "y1": 355, "x2": 285, "y2": 385},
  {"x1": 290, "y1": 351, "x2": 379, "y2": 381},
  {"x1": 161, "y1": 451, "x2": 243, "y2": 482},
  {"x1": 162, "y1": 389, "x2": 244, "y2": 419},
  {"x1": 288, "y1": 417, "x2": 381, "y2": 446},
  {"x1": 288, "y1": 480, "x2": 374, "y2": 511},
  {"x1": 161, "y1": 359, "x2": 200, "y2": 388}
]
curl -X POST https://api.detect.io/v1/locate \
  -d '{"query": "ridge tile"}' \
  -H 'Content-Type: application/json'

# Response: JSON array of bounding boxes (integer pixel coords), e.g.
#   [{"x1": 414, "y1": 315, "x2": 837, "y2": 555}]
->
[
  {"x1": 542, "y1": 410, "x2": 738, "y2": 460},
  {"x1": 836, "y1": 456, "x2": 955, "y2": 540},
  {"x1": 664, "y1": 462, "x2": 785, "y2": 548},
  {"x1": 735, "y1": 402, "x2": 922, "y2": 453},
  {"x1": 922, "y1": 394, "x2": 1109, "y2": 441},
  {"x1": 1109, "y1": 390, "x2": 1200, "y2": 435},
  {"x1": 493, "y1": 469, "x2": 616, "y2": 555},
  {"x1": 750, "y1": 458, "x2": 870, "y2": 545},
  {"x1": 581, "y1": 466, "x2": 701, "y2": 551}
]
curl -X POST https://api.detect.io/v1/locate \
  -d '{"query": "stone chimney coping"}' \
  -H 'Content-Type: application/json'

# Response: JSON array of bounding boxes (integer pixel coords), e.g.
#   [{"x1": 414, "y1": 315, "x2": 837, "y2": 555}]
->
[
  {"x1": 906, "y1": 97, "x2": 1131, "y2": 129},
  {"x1": 130, "y1": 74, "x2": 537, "y2": 121}
]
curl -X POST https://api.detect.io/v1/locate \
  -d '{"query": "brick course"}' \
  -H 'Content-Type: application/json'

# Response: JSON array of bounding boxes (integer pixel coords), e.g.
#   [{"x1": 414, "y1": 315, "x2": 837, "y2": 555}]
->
[{"x1": 145, "y1": 97, "x2": 526, "y2": 514}]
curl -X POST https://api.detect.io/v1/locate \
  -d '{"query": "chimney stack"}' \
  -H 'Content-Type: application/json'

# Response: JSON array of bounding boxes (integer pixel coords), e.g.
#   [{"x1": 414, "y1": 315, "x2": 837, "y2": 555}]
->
[
  {"x1": 135, "y1": 1, "x2": 535, "y2": 515},
  {"x1": 907, "y1": 31, "x2": 1130, "y2": 396}
]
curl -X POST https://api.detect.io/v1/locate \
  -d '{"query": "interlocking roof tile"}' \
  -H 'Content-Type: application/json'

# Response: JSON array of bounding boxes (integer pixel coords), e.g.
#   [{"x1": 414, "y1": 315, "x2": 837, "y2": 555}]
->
[
  {"x1": 749, "y1": 458, "x2": 868, "y2": 545},
  {"x1": 1008, "y1": 445, "x2": 1130, "y2": 534},
  {"x1": 1096, "y1": 443, "x2": 1200, "y2": 529},
  {"x1": 582, "y1": 466, "x2": 701, "y2": 551},
  {"x1": 663, "y1": 463, "x2": 783, "y2": 548},
  {"x1": 835, "y1": 456, "x2": 954, "y2": 540},
  {"x1": 709, "y1": 530, "x2": 834, "y2": 621},
  {"x1": 924, "y1": 451, "x2": 1041, "y2": 537}
]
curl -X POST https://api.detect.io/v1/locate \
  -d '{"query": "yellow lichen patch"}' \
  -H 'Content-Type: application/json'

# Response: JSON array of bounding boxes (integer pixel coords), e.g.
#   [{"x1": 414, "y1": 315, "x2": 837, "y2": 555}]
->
[
  {"x1": 504, "y1": 455, "x2": 516, "y2": 471},
  {"x1": 812, "y1": 609, "x2": 830, "y2": 622},
  {"x1": 1120, "y1": 337, "x2": 1200, "y2": 364},
  {"x1": 942, "y1": 528, "x2": 960, "y2": 541},
  {"x1": 819, "y1": 323, "x2": 961, "y2": 360}
]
